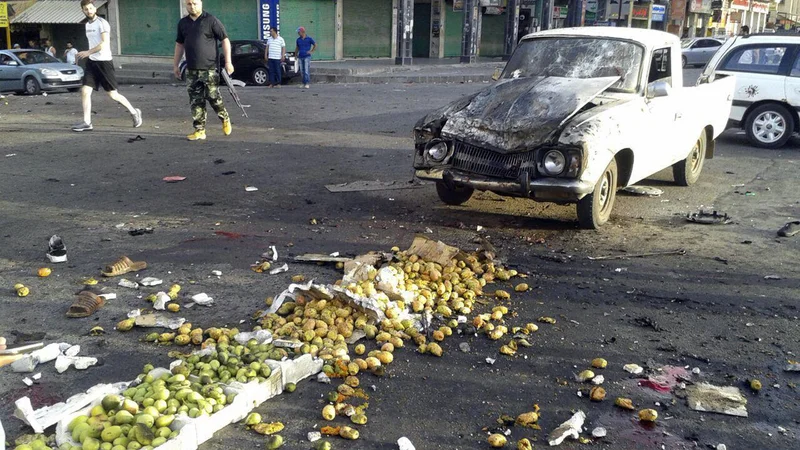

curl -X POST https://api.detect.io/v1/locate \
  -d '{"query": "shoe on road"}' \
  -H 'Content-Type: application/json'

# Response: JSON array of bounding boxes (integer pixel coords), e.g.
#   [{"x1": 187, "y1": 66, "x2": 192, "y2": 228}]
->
[
  {"x1": 132, "y1": 108, "x2": 143, "y2": 128},
  {"x1": 222, "y1": 119, "x2": 232, "y2": 136},
  {"x1": 187, "y1": 129, "x2": 206, "y2": 141},
  {"x1": 72, "y1": 122, "x2": 93, "y2": 132},
  {"x1": 304, "y1": 84, "x2": 310, "y2": 89}
]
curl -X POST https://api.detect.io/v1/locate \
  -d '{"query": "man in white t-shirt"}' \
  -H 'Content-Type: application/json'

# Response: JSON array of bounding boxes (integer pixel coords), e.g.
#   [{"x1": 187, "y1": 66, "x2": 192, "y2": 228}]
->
[
  {"x1": 64, "y1": 41, "x2": 78, "y2": 65},
  {"x1": 72, "y1": 0, "x2": 142, "y2": 132},
  {"x1": 265, "y1": 28, "x2": 285, "y2": 88}
]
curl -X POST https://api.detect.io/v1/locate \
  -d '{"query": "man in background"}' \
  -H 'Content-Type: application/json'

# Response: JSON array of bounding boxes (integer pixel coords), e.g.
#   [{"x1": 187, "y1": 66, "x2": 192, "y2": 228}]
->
[
  {"x1": 294, "y1": 27, "x2": 316, "y2": 89},
  {"x1": 64, "y1": 41, "x2": 78, "y2": 65},
  {"x1": 265, "y1": 27, "x2": 285, "y2": 88}
]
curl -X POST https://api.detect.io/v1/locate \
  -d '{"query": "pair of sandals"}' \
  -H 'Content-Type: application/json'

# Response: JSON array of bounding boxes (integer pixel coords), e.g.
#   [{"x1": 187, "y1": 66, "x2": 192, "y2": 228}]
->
[{"x1": 66, "y1": 256, "x2": 147, "y2": 318}]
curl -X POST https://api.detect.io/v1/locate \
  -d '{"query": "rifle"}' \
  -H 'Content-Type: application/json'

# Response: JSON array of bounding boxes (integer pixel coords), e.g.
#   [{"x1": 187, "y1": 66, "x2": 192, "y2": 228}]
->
[{"x1": 220, "y1": 68, "x2": 249, "y2": 118}]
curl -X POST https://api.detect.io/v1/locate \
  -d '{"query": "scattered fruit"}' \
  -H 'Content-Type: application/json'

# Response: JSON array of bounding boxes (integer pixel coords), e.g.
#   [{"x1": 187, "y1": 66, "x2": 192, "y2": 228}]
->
[
  {"x1": 639, "y1": 409, "x2": 658, "y2": 422},
  {"x1": 488, "y1": 433, "x2": 507, "y2": 447},
  {"x1": 37, "y1": 268, "x2": 52, "y2": 277},
  {"x1": 591, "y1": 358, "x2": 608, "y2": 369}
]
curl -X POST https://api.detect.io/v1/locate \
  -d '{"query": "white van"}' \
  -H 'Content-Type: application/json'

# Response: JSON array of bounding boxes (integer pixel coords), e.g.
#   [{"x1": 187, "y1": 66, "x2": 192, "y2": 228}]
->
[{"x1": 700, "y1": 33, "x2": 800, "y2": 148}]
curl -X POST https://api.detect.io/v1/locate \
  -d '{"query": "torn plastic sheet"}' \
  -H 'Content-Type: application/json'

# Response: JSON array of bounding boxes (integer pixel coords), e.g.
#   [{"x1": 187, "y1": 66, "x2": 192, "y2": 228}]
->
[
  {"x1": 264, "y1": 280, "x2": 320, "y2": 315},
  {"x1": 686, "y1": 383, "x2": 748, "y2": 417},
  {"x1": 11, "y1": 343, "x2": 70, "y2": 373},
  {"x1": 14, "y1": 382, "x2": 129, "y2": 434},
  {"x1": 118, "y1": 279, "x2": 139, "y2": 289},
  {"x1": 548, "y1": 410, "x2": 586, "y2": 446},
  {"x1": 55, "y1": 355, "x2": 98, "y2": 373},
  {"x1": 135, "y1": 314, "x2": 186, "y2": 330},
  {"x1": 188, "y1": 293, "x2": 214, "y2": 307},
  {"x1": 273, "y1": 339, "x2": 302, "y2": 349},
  {"x1": 140, "y1": 277, "x2": 163, "y2": 287},
  {"x1": 127, "y1": 309, "x2": 142, "y2": 319},
  {"x1": 269, "y1": 263, "x2": 289, "y2": 275},
  {"x1": 234, "y1": 330, "x2": 273, "y2": 345},
  {"x1": 153, "y1": 292, "x2": 171, "y2": 310}
]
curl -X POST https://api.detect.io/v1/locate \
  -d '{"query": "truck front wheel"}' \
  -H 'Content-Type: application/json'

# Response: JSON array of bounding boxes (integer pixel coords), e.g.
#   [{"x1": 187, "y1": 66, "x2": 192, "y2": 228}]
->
[
  {"x1": 436, "y1": 182, "x2": 474, "y2": 206},
  {"x1": 673, "y1": 129, "x2": 707, "y2": 186},
  {"x1": 577, "y1": 159, "x2": 617, "y2": 229}
]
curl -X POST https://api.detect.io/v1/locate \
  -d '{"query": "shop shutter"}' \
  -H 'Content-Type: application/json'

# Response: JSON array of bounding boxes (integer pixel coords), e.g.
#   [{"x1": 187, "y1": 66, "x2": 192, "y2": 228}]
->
[
  {"x1": 119, "y1": 0, "x2": 180, "y2": 56},
  {"x1": 281, "y1": 0, "x2": 336, "y2": 60},
  {"x1": 444, "y1": 5, "x2": 464, "y2": 57},
  {"x1": 480, "y1": 13, "x2": 505, "y2": 57},
  {"x1": 343, "y1": 0, "x2": 392, "y2": 57},
  {"x1": 203, "y1": 0, "x2": 259, "y2": 41}
]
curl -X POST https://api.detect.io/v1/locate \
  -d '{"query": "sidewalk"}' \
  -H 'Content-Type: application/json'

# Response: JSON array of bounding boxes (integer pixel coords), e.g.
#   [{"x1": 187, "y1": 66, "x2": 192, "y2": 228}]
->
[{"x1": 114, "y1": 57, "x2": 505, "y2": 85}]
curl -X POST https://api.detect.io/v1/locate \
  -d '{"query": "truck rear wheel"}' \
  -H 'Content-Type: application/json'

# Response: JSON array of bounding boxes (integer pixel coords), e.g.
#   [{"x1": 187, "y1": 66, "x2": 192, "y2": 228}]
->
[
  {"x1": 673, "y1": 130, "x2": 707, "y2": 186},
  {"x1": 436, "y1": 181, "x2": 474, "y2": 206},
  {"x1": 577, "y1": 159, "x2": 617, "y2": 229},
  {"x1": 745, "y1": 103, "x2": 794, "y2": 149}
]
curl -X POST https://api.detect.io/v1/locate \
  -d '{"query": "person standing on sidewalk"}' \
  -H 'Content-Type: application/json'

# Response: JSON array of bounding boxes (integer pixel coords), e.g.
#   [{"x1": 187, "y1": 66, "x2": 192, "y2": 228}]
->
[
  {"x1": 173, "y1": 0, "x2": 233, "y2": 141},
  {"x1": 265, "y1": 28, "x2": 285, "y2": 88},
  {"x1": 43, "y1": 39, "x2": 56, "y2": 58},
  {"x1": 73, "y1": 0, "x2": 142, "y2": 132},
  {"x1": 294, "y1": 27, "x2": 316, "y2": 89},
  {"x1": 64, "y1": 41, "x2": 78, "y2": 65}
]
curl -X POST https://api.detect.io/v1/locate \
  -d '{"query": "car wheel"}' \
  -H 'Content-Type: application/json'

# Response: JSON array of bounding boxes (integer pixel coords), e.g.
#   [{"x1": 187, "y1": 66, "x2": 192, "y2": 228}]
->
[
  {"x1": 576, "y1": 159, "x2": 617, "y2": 229},
  {"x1": 435, "y1": 181, "x2": 474, "y2": 206},
  {"x1": 745, "y1": 103, "x2": 794, "y2": 149},
  {"x1": 673, "y1": 129, "x2": 707, "y2": 186},
  {"x1": 252, "y1": 67, "x2": 268, "y2": 86},
  {"x1": 24, "y1": 77, "x2": 41, "y2": 95},
  {"x1": 681, "y1": 56, "x2": 687, "y2": 68}
]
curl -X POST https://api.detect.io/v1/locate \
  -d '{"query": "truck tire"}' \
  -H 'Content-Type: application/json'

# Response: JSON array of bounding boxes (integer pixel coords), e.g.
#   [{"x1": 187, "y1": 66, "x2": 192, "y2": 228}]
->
[
  {"x1": 673, "y1": 129, "x2": 707, "y2": 186},
  {"x1": 436, "y1": 181, "x2": 474, "y2": 206},
  {"x1": 745, "y1": 103, "x2": 794, "y2": 149},
  {"x1": 577, "y1": 159, "x2": 617, "y2": 229},
  {"x1": 24, "y1": 76, "x2": 41, "y2": 95}
]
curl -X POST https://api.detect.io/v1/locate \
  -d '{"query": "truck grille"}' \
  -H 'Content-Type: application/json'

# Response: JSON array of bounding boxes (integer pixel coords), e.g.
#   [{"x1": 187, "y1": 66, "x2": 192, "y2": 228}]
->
[{"x1": 451, "y1": 140, "x2": 536, "y2": 180}]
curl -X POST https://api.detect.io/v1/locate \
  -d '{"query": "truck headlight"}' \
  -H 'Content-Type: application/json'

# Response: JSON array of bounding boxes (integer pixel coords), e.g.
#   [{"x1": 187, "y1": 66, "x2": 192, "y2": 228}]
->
[
  {"x1": 426, "y1": 140, "x2": 449, "y2": 162},
  {"x1": 542, "y1": 150, "x2": 566, "y2": 175}
]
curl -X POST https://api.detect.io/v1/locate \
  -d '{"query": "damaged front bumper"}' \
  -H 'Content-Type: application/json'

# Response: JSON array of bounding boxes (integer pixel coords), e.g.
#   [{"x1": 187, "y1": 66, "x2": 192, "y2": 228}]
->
[{"x1": 415, "y1": 168, "x2": 594, "y2": 203}]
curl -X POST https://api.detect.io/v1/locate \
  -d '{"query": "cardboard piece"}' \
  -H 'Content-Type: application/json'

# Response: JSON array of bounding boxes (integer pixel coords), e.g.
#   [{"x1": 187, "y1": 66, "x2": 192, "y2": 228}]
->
[
  {"x1": 686, "y1": 383, "x2": 748, "y2": 417},
  {"x1": 406, "y1": 235, "x2": 462, "y2": 266}
]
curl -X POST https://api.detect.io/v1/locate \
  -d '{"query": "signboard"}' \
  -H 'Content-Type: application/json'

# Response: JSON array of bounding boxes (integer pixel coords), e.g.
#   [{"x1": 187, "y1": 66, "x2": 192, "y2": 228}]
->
[
  {"x1": 0, "y1": 2, "x2": 8, "y2": 28},
  {"x1": 689, "y1": 0, "x2": 713, "y2": 13},
  {"x1": 632, "y1": 5, "x2": 649, "y2": 20},
  {"x1": 752, "y1": 1, "x2": 769, "y2": 13},
  {"x1": 553, "y1": 5, "x2": 568, "y2": 19},
  {"x1": 652, "y1": 4, "x2": 666, "y2": 21},
  {"x1": 671, "y1": 0, "x2": 687, "y2": 21},
  {"x1": 258, "y1": 0, "x2": 280, "y2": 40}
]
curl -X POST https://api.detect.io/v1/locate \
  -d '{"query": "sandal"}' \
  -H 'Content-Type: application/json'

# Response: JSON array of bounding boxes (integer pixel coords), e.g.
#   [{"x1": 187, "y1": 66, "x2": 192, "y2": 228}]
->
[
  {"x1": 66, "y1": 291, "x2": 106, "y2": 318},
  {"x1": 102, "y1": 256, "x2": 147, "y2": 277},
  {"x1": 778, "y1": 221, "x2": 800, "y2": 237}
]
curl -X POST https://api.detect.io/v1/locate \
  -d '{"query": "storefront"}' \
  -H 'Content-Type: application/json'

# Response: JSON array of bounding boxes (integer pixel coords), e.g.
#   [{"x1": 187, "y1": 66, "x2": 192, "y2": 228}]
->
[
  {"x1": 728, "y1": 0, "x2": 769, "y2": 35},
  {"x1": 10, "y1": 0, "x2": 108, "y2": 56},
  {"x1": 686, "y1": 0, "x2": 712, "y2": 37},
  {"x1": 343, "y1": 0, "x2": 392, "y2": 58}
]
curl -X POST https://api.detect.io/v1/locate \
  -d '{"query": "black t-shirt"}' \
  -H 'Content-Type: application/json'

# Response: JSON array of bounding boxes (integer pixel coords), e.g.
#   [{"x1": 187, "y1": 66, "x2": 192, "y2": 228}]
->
[{"x1": 176, "y1": 11, "x2": 228, "y2": 70}]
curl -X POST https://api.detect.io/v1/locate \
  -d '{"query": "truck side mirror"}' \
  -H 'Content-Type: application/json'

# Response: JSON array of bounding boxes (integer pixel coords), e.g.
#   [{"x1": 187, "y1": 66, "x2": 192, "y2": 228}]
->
[{"x1": 646, "y1": 80, "x2": 670, "y2": 99}]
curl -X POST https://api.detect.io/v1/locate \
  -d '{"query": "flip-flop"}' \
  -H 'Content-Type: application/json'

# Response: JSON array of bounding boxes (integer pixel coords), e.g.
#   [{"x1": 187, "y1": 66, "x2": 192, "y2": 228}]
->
[
  {"x1": 778, "y1": 221, "x2": 800, "y2": 237},
  {"x1": 102, "y1": 256, "x2": 147, "y2": 277},
  {"x1": 66, "y1": 291, "x2": 106, "y2": 318}
]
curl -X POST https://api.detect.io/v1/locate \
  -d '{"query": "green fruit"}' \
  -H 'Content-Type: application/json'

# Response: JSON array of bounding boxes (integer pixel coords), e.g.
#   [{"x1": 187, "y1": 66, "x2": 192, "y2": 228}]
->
[
  {"x1": 245, "y1": 412, "x2": 262, "y2": 426},
  {"x1": 122, "y1": 399, "x2": 139, "y2": 415},
  {"x1": 265, "y1": 435, "x2": 284, "y2": 449},
  {"x1": 83, "y1": 437, "x2": 101, "y2": 450},
  {"x1": 112, "y1": 446, "x2": 126, "y2": 450},
  {"x1": 314, "y1": 441, "x2": 332, "y2": 450},
  {"x1": 151, "y1": 437, "x2": 167, "y2": 447},
  {"x1": 156, "y1": 427, "x2": 171, "y2": 439},
  {"x1": 101, "y1": 426, "x2": 123, "y2": 443},
  {"x1": 135, "y1": 414, "x2": 155, "y2": 428},
  {"x1": 90, "y1": 405, "x2": 107, "y2": 417},
  {"x1": 72, "y1": 422, "x2": 90, "y2": 442},
  {"x1": 132, "y1": 424, "x2": 154, "y2": 446},
  {"x1": 155, "y1": 415, "x2": 174, "y2": 428},
  {"x1": 142, "y1": 406, "x2": 160, "y2": 418},
  {"x1": 32, "y1": 443, "x2": 49, "y2": 450},
  {"x1": 115, "y1": 410, "x2": 135, "y2": 425},
  {"x1": 68, "y1": 415, "x2": 89, "y2": 432},
  {"x1": 127, "y1": 442, "x2": 142, "y2": 450},
  {"x1": 13, "y1": 445, "x2": 33, "y2": 450},
  {"x1": 113, "y1": 437, "x2": 129, "y2": 447},
  {"x1": 284, "y1": 383, "x2": 296, "y2": 393},
  {"x1": 102, "y1": 395, "x2": 123, "y2": 412},
  {"x1": 141, "y1": 398, "x2": 155, "y2": 408},
  {"x1": 101, "y1": 443, "x2": 113, "y2": 450}
]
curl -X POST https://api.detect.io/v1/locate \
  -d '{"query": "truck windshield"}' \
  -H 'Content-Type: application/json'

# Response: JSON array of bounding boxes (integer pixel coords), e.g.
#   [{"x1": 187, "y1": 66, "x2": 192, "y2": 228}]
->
[{"x1": 503, "y1": 37, "x2": 644, "y2": 93}]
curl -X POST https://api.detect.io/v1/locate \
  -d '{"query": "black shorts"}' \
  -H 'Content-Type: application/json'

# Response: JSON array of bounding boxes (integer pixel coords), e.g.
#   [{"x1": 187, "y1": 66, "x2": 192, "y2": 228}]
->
[{"x1": 83, "y1": 59, "x2": 118, "y2": 91}]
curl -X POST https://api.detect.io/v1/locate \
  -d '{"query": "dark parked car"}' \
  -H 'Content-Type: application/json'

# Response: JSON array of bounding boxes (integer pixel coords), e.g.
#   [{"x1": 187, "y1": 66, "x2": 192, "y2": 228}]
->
[
  {"x1": 179, "y1": 40, "x2": 298, "y2": 86},
  {"x1": 0, "y1": 49, "x2": 84, "y2": 94}
]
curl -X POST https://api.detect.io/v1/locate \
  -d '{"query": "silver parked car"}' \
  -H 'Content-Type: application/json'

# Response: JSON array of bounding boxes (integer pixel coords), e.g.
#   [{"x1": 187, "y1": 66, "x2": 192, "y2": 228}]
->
[
  {"x1": 0, "y1": 49, "x2": 84, "y2": 95},
  {"x1": 681, "y1": 38, "x2": 723, "y2": 68}
]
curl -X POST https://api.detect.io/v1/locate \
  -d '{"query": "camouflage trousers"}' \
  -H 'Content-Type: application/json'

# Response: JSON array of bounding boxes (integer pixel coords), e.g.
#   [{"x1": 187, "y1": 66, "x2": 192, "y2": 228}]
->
[{"x1": 186, "y1": 69, "x2": 230, "y2": 130}]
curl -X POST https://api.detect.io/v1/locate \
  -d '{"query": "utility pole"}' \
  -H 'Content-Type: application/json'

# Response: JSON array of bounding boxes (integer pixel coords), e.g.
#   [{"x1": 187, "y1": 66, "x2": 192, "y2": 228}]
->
[
  {"x1": 504, "y1": 0, "x2": 520, "y2": 59},
  {"x1": 461, "y1": 0, "x2": 479, "y2": 63},
  {"x1": 395, "y1": 0, "x2": 413, "y2": 65}
]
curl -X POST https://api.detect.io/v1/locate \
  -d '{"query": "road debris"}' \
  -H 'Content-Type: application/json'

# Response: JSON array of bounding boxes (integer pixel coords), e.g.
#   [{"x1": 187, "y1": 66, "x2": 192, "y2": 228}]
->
[
  {"x1": 686, "y1": 210, "x2": 733, "y2": 225},
  {"x1": 46, "y1": 235, "x2": 67, "y2": 263},
  {"x1": 325, "y1": 180, "x2": 424, "y2": 192},
  {"x1": 588, "y1": 249, "x2": 686, "y2": 261},
  {"x1": 686, "y1": 383, "x2": 748, "y2": 417},
  {"x1": 245, "y1": 186, "x2": 259, "y2": 192},
  {"x1": 591, "y1": 358, "x2": 607, "y2": 369},
  {"x1": 188, "y1": 292, "x2": 214, "y2": 306},
  {"x1": 785, "y1": 361, "x2": 800, "y2": 372},
  {"x1": 621, "y1": 186, "x2": 663, "y2": 196},
  {"x1": 547, "y1": 410, "x2": 585, "y2": 446},
  {"x1": 128, "y1": 227, "x2": 154, "y2": 236},
  {"x1": 488, "y1": 433, "x2": 507, "y2": 447},
  {"x1": 140, "y1": 277, "x2": 163, "y2": 286},
  {"x1": 764, "y1": 275, "x2": 782, "y2": 280},
  {"x1": 294, "y1": 253, "x2": 352, "y2": 263},
  {"x1": 163, "y1": 175, "x2": 186, "y2": 182},
  {"x1": 66, "y1": 291, "x2": 106, "y2": 318},
  {"x1": 397, "y1": 436, "x2": 416, "y2": 450},
  {"x1": 623, "y1": 363, "x2": 644, "y2": 375},
  {"x1": 615, "y1": 397, "x2": 635, "y2": 410},
  {"x1": 638, "y1": 409, "x2": 658, "y2": 422},
  {"x1": 592, "y1": 427, "x2": 607, "y2": 438},
  {"x1": 269, "y1": 263, "x2": 289, "y2": 275}
]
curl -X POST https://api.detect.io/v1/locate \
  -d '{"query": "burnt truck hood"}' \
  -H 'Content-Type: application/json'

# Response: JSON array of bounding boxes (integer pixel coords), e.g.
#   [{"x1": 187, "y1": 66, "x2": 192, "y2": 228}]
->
[{"x1": 437, "y1": 76, "x2": 620, "y2": 153}]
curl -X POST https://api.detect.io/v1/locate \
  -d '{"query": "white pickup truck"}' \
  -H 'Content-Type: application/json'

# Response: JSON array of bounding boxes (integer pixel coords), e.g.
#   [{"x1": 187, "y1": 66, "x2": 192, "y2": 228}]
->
[{"x1": 413, "y1": 27, "x2": 735, "y2": 228}]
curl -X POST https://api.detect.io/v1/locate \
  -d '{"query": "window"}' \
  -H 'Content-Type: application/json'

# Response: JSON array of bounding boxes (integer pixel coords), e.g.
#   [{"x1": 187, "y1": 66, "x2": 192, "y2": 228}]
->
[
  {"x1": 648, "y1": 48, "x2": 672, "y2": 87},
  {"x1": 790, "y1": 53, "x2": 800, "y2": 77},
  {"x1": 0, "y1": 54, "x2": 13, "y2": 65},
  {"x1": 721, "y1": 46, "x2": 787, "y2": 75},
  {"x1": 698, "y1": 39, "x2": 722, "y2": 48}
]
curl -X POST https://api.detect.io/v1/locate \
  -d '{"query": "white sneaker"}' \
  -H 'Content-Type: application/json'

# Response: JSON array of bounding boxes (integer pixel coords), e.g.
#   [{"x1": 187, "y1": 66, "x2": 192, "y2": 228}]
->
[
  {"x1": 304, "y1": 84, "x2": 310, "y2": 89},
  {"x1": 132, "y1": 108, "x2": 142, "y2": 128}
]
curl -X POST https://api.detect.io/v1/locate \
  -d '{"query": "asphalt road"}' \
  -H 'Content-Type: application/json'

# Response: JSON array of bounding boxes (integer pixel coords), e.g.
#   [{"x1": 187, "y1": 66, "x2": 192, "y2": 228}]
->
[{"x1": 0, "y1": 70, "x2": 798, "y2": 450}]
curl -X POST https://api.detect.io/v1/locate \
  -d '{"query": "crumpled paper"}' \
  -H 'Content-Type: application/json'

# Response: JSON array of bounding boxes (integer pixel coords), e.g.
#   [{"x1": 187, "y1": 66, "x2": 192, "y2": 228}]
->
[
  {"x1": 686, "y1": 383, "x2": 748, "y2": 417},
  {"x1": 548, "y1": 410, "x2": 586, "y2": 446}
]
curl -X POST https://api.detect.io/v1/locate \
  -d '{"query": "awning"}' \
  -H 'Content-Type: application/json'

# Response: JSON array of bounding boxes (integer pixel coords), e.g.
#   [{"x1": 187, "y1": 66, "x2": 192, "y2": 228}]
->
[{"x1": 12, "y1": 0, "x2": 107, "y2": 24}]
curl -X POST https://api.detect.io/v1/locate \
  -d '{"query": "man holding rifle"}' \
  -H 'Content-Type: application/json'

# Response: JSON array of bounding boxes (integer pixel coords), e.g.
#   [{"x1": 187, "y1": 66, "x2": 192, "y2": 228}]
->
[{"x1": 173, "y1": 0, "x2": 233, "y2": 141}]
